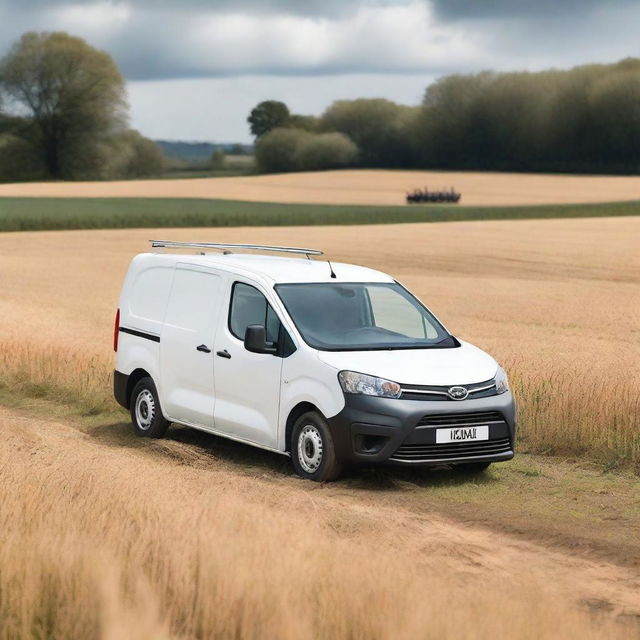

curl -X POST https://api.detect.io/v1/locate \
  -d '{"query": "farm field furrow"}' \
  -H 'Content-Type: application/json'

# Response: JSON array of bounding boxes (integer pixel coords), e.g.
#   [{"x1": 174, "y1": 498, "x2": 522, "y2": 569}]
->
[{"x1": 2, "y1": 168, "x2": 640, "y2": 206}]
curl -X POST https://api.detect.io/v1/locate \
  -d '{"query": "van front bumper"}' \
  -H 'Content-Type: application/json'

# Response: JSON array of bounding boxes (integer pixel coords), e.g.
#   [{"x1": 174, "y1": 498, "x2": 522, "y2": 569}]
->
[{"x1": 326, "y1": 392, "x2": 516, "y2": 467}]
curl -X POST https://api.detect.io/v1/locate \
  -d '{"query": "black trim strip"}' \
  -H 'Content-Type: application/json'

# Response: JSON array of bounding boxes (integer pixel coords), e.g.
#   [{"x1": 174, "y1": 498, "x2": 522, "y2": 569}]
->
[{"x1": 119, "y1": 327, "x2": 160, "y2": 343}]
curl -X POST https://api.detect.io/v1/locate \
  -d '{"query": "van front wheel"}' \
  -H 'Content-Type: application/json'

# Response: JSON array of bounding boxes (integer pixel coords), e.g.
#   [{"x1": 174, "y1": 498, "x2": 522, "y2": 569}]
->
[
  {"x1": 291, "y1": 412, "x2": 342, "y2": 482},
  {"x1": 130, "y1": 377, "x2": 170, "y2": 438}
]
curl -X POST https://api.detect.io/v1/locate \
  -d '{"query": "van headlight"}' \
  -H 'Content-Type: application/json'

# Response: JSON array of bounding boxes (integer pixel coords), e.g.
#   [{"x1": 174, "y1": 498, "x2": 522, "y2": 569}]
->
[
  {"x1": 494, "y1": 366, "x2": 510, "y2": 395},
  {"x1": 338, "y1": 371, "x2": 402, "y2": 399}
]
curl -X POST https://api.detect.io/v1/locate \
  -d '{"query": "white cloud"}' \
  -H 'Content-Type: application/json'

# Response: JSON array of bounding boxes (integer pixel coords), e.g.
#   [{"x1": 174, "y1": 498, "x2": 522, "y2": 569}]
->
[
  {"x1": 53, "y1": 1, "x2": 131, "y2": 35},
  {"x1": 2, "y1": 0, "x2": 638, "y2": 80},
  {"x1": 23, "y1": 0, "x2": 488, "y2": 78},
  {"x1": 2, "y1": 0, "x2": 640, "y2": 140}
]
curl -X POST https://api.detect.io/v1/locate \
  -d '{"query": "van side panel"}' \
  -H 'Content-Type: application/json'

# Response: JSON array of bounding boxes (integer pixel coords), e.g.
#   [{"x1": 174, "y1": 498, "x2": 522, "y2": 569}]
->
[
  {"x1": 128, "y1": 268, "x2": 173, "y2": 333},
  {"x1": 115, "y1": 334, "x2": 162, "y2": 387},
  {"x1": 279, "y1": 352, "x2": 345, "y2": 451},
  {"x1": 159, "y1": 267, "x2": 223, "y2": 428},
  {"x1": 120, "y1": 258, "x2": 175, "y2": 335},
  {"x1": 115, "y1": 255, "x2": 176, "y2": 406}
]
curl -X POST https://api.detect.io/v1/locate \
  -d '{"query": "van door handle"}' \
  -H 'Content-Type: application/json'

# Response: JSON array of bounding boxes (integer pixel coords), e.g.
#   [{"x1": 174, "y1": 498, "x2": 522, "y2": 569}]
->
[
  {"x1": 196, "y1": 344, "x2": 211, "y2": 353},
  {"x1": 216, "y1": 349, "x2": 231, "y2": 359}
]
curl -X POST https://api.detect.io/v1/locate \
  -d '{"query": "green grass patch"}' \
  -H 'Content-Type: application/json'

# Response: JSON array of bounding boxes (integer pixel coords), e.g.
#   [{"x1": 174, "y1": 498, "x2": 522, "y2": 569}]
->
[{"x1": 1, "y1": 197, "x2": 640, "y2": 232}]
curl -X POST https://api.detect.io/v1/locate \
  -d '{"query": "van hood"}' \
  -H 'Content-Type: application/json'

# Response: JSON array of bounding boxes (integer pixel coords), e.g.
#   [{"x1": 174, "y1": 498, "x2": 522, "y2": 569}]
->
[{"x1": 316, "y1": 340, "x2": 497, "y2": 386}]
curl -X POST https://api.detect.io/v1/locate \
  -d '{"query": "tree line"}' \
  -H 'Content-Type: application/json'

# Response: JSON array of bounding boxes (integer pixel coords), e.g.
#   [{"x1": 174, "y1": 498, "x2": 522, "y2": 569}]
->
[
  {"x1": 251, "y1": 58, "x2": 640, "y2": 174},
  {"x1": 0, "y1": 32, "x2": 164, "y2": 182},
  {"x1": 3, "y1": 31, "x2": 640, "y2": 182}
]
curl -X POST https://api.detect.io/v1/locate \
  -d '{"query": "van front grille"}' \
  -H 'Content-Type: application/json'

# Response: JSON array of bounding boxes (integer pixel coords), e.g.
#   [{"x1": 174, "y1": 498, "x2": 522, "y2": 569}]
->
[
  {"x1": 390, "y1": 412, "x2": 512, "y2": 463},
  {"x1": 417, "y1": 411, "x2": 504, "y2": 427},
  {"x1": 390, "y1": 438, "x2": 512, "y2": 462},
  {"x1": 400, "y1": 380, "x2": 497, "y2": 401}
]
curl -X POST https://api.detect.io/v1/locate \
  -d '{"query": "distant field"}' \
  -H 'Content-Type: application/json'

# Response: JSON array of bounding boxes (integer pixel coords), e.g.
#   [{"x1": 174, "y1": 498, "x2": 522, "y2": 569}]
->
[
  {"x1": 1, "y1": 169, "x2": 640, "y2": 206},
  {"x1": 2, "y1": 196, "x2": 640, "y2": 232}
]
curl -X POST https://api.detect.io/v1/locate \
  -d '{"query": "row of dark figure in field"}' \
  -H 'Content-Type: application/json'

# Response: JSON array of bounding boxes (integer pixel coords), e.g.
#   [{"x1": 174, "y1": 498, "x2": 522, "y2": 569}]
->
[{"x1": 406, "y1": 187, "x2": 461, "y2": 204}]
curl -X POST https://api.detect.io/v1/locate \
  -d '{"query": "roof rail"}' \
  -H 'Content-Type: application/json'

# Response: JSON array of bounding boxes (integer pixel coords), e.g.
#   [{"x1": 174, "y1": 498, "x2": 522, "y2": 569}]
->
[{"x1": 150, "y1": 240, "x2": 323, "y2": 257}]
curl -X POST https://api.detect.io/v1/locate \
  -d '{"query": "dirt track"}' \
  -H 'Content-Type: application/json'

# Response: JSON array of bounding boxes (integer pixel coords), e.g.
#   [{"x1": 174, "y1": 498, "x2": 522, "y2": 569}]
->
[
  {"x1": 3, "y1": 404, "x2": 640, "y2": 635},
  {"x1": 1, "y1": 169, "x2": 640, "y2": 206}
]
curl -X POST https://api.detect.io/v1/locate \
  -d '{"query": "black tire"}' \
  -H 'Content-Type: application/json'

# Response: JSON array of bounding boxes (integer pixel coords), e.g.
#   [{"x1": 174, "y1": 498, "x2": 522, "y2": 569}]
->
[
  {"x1": 291, "y1": 411, "x2": 342, "y2": 482},
  {"x1": 454, "y1": 461, "x2": 491, "y2": 474},
  {"x1": 130, "y1": 377, "x2": 170, "y2": 438}
]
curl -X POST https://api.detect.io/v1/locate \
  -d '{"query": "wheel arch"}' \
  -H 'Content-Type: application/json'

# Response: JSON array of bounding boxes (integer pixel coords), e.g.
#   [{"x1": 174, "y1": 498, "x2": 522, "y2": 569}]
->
[
  {"x1": 126, "y1": 368, "x2": 152, "y2": 408},
  {"x1": 285, "y1": 401, "x2": 322, "y2": 452}
]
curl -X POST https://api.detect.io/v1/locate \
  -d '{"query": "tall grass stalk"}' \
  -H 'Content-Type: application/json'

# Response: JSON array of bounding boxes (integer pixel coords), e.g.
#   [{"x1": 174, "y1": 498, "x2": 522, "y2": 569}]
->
[
  {"x1": 1, "y1": 341, "x2": 638, "y2": 471},
  {"x1": 0, "y1": 412, "x2": 632, "y2": 640}
]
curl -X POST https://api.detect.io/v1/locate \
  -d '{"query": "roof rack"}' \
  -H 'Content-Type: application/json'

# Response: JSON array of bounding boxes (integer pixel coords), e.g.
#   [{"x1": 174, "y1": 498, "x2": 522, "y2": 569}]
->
[{"x1": 150, "y1": 240, "x2": 323, "y2": 257}]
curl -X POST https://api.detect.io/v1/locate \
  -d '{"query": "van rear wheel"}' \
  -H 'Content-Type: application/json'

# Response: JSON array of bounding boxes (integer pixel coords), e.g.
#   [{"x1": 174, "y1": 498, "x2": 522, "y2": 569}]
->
[
  {"x1": 130, "y1": 377, "x2": 170, "y2": 438},
  {"x1": 291, "y1": 411, "x2": 342, "y2": 482}
]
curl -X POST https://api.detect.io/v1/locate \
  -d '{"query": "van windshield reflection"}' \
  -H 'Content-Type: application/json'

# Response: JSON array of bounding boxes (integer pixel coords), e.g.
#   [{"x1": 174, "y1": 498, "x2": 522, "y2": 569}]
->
[{"x1": 275, "y1": 282, "x2": 457, "y2": 351}]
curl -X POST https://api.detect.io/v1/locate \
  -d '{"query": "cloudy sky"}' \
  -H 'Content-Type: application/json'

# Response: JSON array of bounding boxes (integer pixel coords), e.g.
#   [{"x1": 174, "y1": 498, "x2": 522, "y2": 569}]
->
[{"x1": 1, "y1": 0, "x2": 639, "y2": 142}]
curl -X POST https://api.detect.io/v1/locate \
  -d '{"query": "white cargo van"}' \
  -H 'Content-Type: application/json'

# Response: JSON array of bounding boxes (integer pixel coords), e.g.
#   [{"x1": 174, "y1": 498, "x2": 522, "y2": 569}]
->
[{"x1": 114, "y1": 241, "x2": 515, "y2": 481}]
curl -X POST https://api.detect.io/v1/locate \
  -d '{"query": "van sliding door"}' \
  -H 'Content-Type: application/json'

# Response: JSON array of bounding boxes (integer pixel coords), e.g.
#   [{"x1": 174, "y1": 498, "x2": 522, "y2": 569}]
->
[{"x1": 160, "y1": 267, "x2": 222, "y2": 427}]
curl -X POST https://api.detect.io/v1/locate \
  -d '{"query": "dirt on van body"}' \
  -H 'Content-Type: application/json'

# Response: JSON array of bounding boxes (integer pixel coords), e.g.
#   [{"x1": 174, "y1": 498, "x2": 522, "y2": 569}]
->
[
  {"x1": 1, "y1": 168, "x2": 640, "y2": 206},
  {"x1": 1, "y1": 216, "x2": 640, "y2": 638}
]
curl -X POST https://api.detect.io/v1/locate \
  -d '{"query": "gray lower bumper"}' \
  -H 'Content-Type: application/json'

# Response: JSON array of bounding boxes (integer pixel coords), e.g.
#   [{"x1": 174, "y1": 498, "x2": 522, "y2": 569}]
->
[
  {"x1": 113, "y1": 370, "x2": 129, "y2": 409},
  {"x1": 326, "y1": 391, "x2": 516, "y2": 466}
]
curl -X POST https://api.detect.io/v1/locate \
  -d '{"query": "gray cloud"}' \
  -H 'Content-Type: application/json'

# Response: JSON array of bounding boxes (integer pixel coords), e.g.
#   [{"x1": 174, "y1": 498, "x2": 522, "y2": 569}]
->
[
  {"x1": 0, "y1": 0, "x2": 639, "y2": 83},
  {"x1": 430, "y1": 0, "x2": 636, "y2": 20},
  {"x1": 1, "y1": 1, "x2": 487, "y2": 80},
  {"x1": 10, "y1": 0, "x2": 404, "y2": 18},
  {"x1": 2, "y1": 0, "x2": 639, "y2": 141}
]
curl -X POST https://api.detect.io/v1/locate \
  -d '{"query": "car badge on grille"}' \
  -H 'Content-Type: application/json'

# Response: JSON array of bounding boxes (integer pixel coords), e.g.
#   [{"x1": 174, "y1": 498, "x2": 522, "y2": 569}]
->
[{"x1": 447, "y1": 386, "x2": 469, "y2": 400}]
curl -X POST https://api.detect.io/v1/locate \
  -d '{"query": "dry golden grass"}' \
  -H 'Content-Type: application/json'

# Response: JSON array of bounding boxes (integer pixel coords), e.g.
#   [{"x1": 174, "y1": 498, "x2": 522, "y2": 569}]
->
[
  {"x1": 2, "y1": 406, "x2": 639, "y2": 640},
  {"x1": 1, "y1": 168, "x2": 640, "y2": 206},
  {"x1": 0, "y1": 216, "x2": 638, "y2": 467},
  {"x1": 1, "y1": 217, "x2": 640, "y2": 638}
]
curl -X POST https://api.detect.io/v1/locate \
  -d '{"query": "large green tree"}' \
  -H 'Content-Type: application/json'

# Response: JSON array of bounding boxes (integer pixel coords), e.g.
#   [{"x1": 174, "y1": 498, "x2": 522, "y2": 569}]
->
[
  {"x1": 413, "y1": 59, "x2": 640, "y2": 173},
  {"x1": 0, "y1": 31, "x2": 128, "y2": 179},
  {"x1": 320, "y1": 98, "x2": 417, "y2": 167},
  {"x1": 255, "y1": 127, "x2": 358, "y2": 173},
  {"x1": 116, "y1": 129, "x2": 166, "y2": 178},
  {"x1": 247, "y1": 100, "x2": 290, "y2": 139}
]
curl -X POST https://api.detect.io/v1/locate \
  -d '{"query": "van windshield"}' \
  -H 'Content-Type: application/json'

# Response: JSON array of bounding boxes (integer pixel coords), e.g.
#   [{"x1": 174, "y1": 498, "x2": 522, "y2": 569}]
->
[{"x1": 275, "y1": 282, "x2": 457, "y2": 351}]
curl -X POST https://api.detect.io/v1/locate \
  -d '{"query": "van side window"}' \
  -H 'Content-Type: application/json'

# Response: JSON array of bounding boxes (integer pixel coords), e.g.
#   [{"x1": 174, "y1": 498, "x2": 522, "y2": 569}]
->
[{"x1": 229, "y1": 282, "x2": 281, "y2": 343}]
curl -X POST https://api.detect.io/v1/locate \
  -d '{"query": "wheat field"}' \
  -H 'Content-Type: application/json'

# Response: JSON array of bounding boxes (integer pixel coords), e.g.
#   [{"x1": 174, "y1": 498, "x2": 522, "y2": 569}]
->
[
  {"x1": 1, "y1": 216, "x2": 638, "y2": 467},
  {"x1": 4, "y1": 405, "x2": 640, "y2": 640},
  {"x1": 1, "y1": 168, "x2": 640, "y2": 206},
  {"x1": 1, "y1": 217, "x2": 640, "y2": 638}
]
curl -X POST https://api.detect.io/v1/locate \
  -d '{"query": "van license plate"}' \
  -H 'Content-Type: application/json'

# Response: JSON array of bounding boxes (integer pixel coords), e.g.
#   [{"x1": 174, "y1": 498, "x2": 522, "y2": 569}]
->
[{"x1": 436, "y1": 425, "x2": 489, "y2": 444}]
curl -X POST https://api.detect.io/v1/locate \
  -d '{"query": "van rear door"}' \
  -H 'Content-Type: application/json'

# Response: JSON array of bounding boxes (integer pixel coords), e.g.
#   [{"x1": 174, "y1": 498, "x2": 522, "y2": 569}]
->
[{"x1": 160, "y1": 266, "x2": 222, "y2": 427}]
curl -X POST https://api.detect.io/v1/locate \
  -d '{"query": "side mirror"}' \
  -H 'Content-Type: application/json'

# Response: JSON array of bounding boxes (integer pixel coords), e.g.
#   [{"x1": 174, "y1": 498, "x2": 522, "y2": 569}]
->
[{"x1": 244, "y1": 325, "x2": 277, "y2": 355}]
